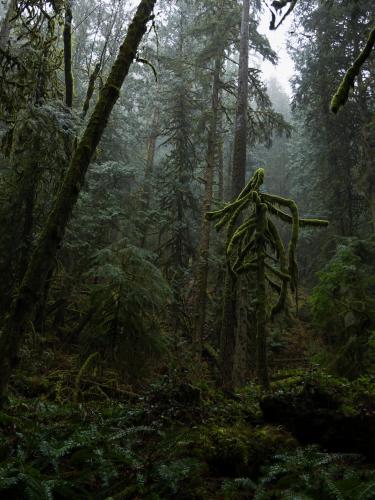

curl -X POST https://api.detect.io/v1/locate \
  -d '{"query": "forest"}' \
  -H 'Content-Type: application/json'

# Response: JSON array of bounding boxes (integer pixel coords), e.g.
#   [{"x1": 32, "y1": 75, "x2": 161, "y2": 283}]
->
[{"x1": 0, "y1": 0, "x2": 374, "y2": 498}]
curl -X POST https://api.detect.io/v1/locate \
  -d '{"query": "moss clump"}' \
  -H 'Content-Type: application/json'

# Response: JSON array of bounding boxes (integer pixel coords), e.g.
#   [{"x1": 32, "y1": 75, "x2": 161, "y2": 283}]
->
[
  {"x1": 207, "y1": 168, "x2": 328, "y2": 388},
  {"x1": 193, "y1": 423, "x2": 297, "y2": 477}
]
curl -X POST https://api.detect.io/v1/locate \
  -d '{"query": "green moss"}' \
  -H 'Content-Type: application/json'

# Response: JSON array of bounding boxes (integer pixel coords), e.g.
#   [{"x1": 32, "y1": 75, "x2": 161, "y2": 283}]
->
[
  {"x1": 267, "y1": 370, "x2": 375, "y2": 417},
  {"x1": 192, "y1": 423, "x2": 297, "y2": 477},
  {"x1": 330, "y1": 24, "x2": 375, "y2": 113},
  {"x1": 207, "y1": 169, "x2": 328, "y2": 389}
]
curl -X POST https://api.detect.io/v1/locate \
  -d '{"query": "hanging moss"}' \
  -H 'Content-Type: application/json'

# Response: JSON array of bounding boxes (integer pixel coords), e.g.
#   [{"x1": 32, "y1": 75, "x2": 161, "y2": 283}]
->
[{"x1": 207, "y1": 168, "x2": 328, "y2": 388}]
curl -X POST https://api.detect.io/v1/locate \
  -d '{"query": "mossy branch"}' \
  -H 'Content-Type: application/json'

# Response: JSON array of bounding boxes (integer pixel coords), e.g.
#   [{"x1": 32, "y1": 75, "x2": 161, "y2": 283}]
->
[
  {"x1": 207, "y1": 167, "x2": 329, "y2": 389},
  {"x1": 226, "y1": 216, "x2": 256, "y2": 256},
  {"x1": 267, "y1": 220, "x2": 288, "y2": 318},
  {"x1": 265, "y1": 262, "x2": 291, "y2": 281},
  {"x1": 330, "y1": 24, "x2": 375, "y2": 114},
  {"x1": 207, "y1": 169, "x2": 328, "y2": 315},
  {"x1": 264, "y1": 195, "x2": 328, "y2": 227}
]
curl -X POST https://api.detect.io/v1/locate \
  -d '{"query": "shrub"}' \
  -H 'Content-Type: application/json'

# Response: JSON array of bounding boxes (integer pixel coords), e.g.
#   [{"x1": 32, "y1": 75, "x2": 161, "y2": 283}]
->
[{"x1": 309, "y1": 237, "x2": 375, "y2": 378}]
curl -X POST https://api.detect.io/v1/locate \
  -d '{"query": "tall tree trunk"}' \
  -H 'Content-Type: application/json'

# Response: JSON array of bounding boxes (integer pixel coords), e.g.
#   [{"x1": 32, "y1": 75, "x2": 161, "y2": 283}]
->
[
  {"x1": 64, "y1": 0, "x2": 74, "y2": 108},
  {"x1": 225, "y1": 139, "x2": 233, "y2": 201},
  {"x1": 370, "y1": 187, "x2": 375, "y2": 234},
  {"x1": 0, "y1": 0, "x2": 157, "y2": 402},
  {"x1": 140, "y1": 106, "x2": 160, "y2": 248},
  {"x1": 231, "y1": 0, "x2": 249, "y2": 199},
  {"x1": 255, "y1": 204, "x2": 269, "y2": 389},
  {"x1": 193, "y1": 55, "x2": 222, "y2": 353},
  {"x1": 217, "y1": 115, "x2": 224, "y2": 203},
  {"x1": 220, "y1": 0, "x2": 249, "y2": 390},
  {"x1": 232, "y1": 279, "x2": 248, "y2": 385},
  {"x1": 220, "y1": 267, "x2": 238, "y2": 389}
]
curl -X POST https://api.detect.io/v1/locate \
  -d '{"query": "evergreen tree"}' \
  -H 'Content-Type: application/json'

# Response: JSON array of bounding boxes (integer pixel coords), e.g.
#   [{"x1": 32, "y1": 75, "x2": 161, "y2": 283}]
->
[{"x1": 290, "y1": 0, "x2": 375, "y2": 238}]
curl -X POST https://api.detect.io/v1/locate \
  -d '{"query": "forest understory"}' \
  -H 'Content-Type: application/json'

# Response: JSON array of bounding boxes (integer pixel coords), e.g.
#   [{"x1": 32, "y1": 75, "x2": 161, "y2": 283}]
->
[{"x1": 0, "y1": 0, "x2": 375, "y2": 498}]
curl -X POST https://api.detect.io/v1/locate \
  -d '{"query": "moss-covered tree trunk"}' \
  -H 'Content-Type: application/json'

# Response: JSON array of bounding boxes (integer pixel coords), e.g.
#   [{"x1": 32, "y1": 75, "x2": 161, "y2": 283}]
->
[
  {"x1": 193, "y1": 55, "x2": 222, "y2": 353},
  {"x1": 220, "y1": 0, "x2": 249, "y2": 390},
  {"x1": 0, "y1": 0, "x2": 157, "y2": 402}
]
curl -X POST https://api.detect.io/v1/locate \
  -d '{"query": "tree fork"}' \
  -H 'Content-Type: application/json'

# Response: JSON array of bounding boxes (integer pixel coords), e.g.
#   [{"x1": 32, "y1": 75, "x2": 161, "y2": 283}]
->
[{"x1": 0, "y1": 0, "x2": 157, "y2": 402}]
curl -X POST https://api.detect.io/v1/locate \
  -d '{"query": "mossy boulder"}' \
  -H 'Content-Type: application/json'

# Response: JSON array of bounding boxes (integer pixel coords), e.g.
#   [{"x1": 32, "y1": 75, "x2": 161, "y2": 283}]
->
[
  {"x1": 192, "y1": 423, "x2": 297, "y2": 477},
  {"x1": 261, "y1": 373, "x2": 375, "y2": 458}
]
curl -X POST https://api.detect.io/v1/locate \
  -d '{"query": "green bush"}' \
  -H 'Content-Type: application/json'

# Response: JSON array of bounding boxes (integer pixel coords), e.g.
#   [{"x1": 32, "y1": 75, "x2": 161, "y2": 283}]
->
[
  {"x1": 309, "y1": 237, "x2": 375, "y2": 378},
  {"x1": 0, "y1": 399, "x2": 151, "y2": 499},
  {"x1": 222, "y1": 446, "x2": 375, "y2": 499},
  {"x1": 80, "y1": 241, "x2": 172, "y2": 383}
]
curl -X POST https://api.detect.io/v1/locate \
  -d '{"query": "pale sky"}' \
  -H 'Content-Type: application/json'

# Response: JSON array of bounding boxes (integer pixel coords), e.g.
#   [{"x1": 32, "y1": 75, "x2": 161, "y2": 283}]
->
[{"x1": 257, "y1": 11, "x2": 294, "y2": 95}]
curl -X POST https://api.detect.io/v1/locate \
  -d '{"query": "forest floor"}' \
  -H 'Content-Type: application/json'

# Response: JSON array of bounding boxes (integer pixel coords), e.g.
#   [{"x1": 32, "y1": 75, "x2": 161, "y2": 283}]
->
[{"x1": 1, "y1": 350, "x2": 375, "y2": 499}]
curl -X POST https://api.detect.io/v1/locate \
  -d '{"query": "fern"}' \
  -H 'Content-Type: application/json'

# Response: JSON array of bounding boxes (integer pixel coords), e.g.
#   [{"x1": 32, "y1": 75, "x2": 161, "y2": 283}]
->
[
  {"x1": 222, "y1": 477, "x2": 257, "y2": 498},
  {"x1": 155, "y1": 458, "x2": 203, "y2": 495},
  {"x1": 253, "y1": 446, "x2": 375, "y2": 500},
  {"x1": 0, "y1": 399, "x2": 156, "y2": 499}
]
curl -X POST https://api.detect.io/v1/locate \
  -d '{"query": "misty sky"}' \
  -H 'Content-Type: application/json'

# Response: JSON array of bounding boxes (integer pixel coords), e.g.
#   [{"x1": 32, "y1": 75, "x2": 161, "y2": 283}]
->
[{"x1": 257, "y1": 13, "x2": 294, "y2": 94}]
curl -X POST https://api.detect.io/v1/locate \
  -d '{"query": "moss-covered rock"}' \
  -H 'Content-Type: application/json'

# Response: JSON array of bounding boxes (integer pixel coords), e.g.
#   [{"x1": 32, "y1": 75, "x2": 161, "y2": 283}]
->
[
  {"x1": 192, "y1": 423, "x2": 297, "y2": 477},
  {"x1": 261, "y1": 372, "x2": 375, "y2": 458}
]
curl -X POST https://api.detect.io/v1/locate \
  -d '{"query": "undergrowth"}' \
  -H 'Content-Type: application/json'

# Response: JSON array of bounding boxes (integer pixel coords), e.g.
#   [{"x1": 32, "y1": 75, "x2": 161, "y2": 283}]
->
[{"x1": 1, "y1": 371, "x2": 374, "y2": 499}]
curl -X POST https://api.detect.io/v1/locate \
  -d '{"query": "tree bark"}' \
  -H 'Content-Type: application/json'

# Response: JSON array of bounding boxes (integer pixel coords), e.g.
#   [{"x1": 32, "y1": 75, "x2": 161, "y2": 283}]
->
[
  {"x1": 255, "y1": 204, "x2": 269, "y2": 390},
  {"x1": 220, "y1": 0, "x2": 250, "y2": 390},
  {"x1": 63, "y1": 0, "x2": 74, "y2": 108},
  {"x1": 231, "y1": 0, "x2": 249, "y2": 199},
  {"x1": 0, "y1": 0, "x2": 15, "y2": 51},
  {"x1": 0, "y1": 0, "x2": 157, "y2": 402},
  {"x1": 140, "y1": 106, "x2": 160, "y2": 248},
  {"x1": 217, "y1": 115, "x2": 224, "y2": 203},
  {"x1": 220, "y1": 268, "x2": 238, "y2": 390},
  {"x1": 82, "y1": 63, "x2": 101, "y2": 119},
  {"x1": 193, "y1": 55, "x2": 222, "y2": 353}
]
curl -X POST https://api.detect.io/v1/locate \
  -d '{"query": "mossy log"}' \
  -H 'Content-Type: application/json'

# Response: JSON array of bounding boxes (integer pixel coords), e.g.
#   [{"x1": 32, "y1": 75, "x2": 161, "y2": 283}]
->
[{"x1": 0, "y1": 0, "x2": 157, "y2": 402}]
